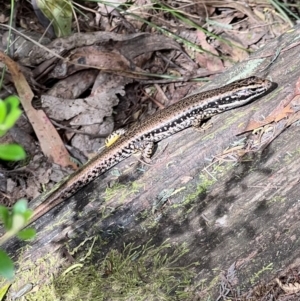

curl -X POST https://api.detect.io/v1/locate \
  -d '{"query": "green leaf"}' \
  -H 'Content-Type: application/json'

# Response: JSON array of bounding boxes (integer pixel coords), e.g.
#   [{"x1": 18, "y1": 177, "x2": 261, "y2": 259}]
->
[
  {"x1": 0, "y1": 206, "x2": 9, "y2": 223},
  {"x1": 0, "y1": 144, "x2": 26, "y2": 161},
  {"x1": 11, "y1": 214, "x2": 26, "y2": 232},
  {"x1": 4, "y1": 96, "x2": 20, "y2": 110},
  {"x1": 0, "y1": 250, "x2": 14, "y2": 280},
  {"x1": 1, "y1": 96, "x2": 21, "y2": 131},
  {"x1": 0, "y1": 101, "x2": 7, "y2": 125},
  {"x1": 0, "y1": 206, "x2": 12, "y2": 230},
  {"x1": 0, "y1": 283, "x2": 11, "y2": 300},
  {"x1": 0, "y1": 96, "x2": 22, "y2": 133},
  {"x1": 17, "y1": 228, "x2": 36, "y2": 240},
  {"x1": 23, "y1": 209, "x2": 33, "y2": 222},
  {"x1": 3, "y1": 108, "x2": 21, "y2": 130},
  {"x1": 12, "y1": 199, "x2": 28, "y2": 215}
]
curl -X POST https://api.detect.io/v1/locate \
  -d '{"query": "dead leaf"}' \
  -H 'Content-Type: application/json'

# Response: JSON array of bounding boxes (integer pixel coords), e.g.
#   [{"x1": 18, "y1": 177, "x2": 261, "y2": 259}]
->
[
  {"x1": 274, "y1": 103, "x2": 295, "y2": 122},
  {"x1": 0, "y1": 51, "x2": 77, "y2": 169},
  {"x1": 26, "y1": 32, "x2": 182, "y2": 67},
  {"x1": 196, "y1": 31, "x2": 224, "y2": 72},
  {"x1": 245, "y1": 77, "x2": 300, "y2": 132},
  {"x1": 276, "y1": 278, "x2": 300, "y2": 294},
  {"x1": 50, "y1": 46, "x2": 136, "y2": 79},
  {"x1": 47, "y1": 69, "x2": 99, "y2": 99},
  {"x1": 42, "y1": 70, "x2": 130, "y2": 153},
  {"x1": 26, "y1": 32, "x2": 149, "y2": 64}
]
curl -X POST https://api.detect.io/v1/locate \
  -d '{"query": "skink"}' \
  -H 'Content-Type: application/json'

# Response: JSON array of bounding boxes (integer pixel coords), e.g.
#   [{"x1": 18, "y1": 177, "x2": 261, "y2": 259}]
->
[{"x1": 27, "y1": 76, "x2": 277, "y2": 227}]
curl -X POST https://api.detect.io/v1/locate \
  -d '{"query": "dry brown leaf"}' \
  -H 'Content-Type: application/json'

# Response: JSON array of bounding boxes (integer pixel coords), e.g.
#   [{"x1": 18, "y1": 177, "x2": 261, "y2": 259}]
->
[
  {"x1": 50, "y1": 46, "x2": 136, "y2": 79},
  {"x1": 0, "y1": 13, "x2": 8, "y2": 23},
  {"x1": 25, "y1": 32, "x2": 182, "y2": 74},
  {"x1": 26, "y1": 32, "x2": 150, "y2": 64},
  {"x1": 286, "y1": 111, "x2": 300, "y2": 127},
  {"x1": 246, "y1": 104, "x2": 295, "y2": 131},
  {"x1": 245, "y1": 77, "x2": 300, "y2": 132},
  {"x1": 0, "y1": 51, "x2": 77, "y2": 169},
  {"x1": 41, "y1": 95, "x2": 116, "y2": 123},
  {"x1": 47, "y1": 69, "x2": 99, "y2": 99},
  {"x1": 274, "y1": 103, "x2": 295, "y2": 122},
  {"x1": 42, "y1": 71, "x2": 130, "y2": 153},
  {"x1": 208, "y1": 0, "x2": 262, "y2": 23},
  {"x1": 196, "y1": 31, "x2": 224, "y2": 72},
  {"x1": 276, "y1": 278, "x2": 300, "y2": 294}
]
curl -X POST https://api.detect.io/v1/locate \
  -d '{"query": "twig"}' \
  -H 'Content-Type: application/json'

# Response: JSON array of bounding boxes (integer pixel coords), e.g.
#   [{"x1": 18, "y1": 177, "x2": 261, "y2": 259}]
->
[{"x1": 50, "y1": 119, "x2": 108, "y2": 138}]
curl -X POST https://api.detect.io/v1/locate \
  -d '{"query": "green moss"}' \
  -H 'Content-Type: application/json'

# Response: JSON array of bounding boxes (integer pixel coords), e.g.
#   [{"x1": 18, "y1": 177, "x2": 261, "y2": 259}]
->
[
  {"x1": 250, "y1": 263, "x2": 273, "y2": 285},
  {"x1": 135, "y1": 209, "x2": 150, "y2": 221},
  {"x1": 104, "y1": 181, "x2": 143, "y2": 202},
  {"x1": 267, "y1": 195, "x2": 286, "y2": 205},
  {"x1": 189, "y1": 273, "x2": 219, "y2": 301},
  {"x1": 0, "y1": 251, "x2": 66, "y2": 301},
  {"x1": 182, "y1": 174, "x2": 216, "y2": 206},
  {"x1": 143, "y1": 216, "x2": 160, "y2": 230},
  {"x1": 24, "y1": 240, "x2": 198, "y2": 301},
  {"x1": 283, "y1": 149, "x2": 297, "y2": 164}
]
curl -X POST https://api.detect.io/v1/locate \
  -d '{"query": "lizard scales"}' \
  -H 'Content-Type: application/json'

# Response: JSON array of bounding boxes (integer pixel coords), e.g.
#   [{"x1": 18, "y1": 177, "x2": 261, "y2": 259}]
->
[{"x1": 28, "y1": 76, "x2": 277, "y2": 226}]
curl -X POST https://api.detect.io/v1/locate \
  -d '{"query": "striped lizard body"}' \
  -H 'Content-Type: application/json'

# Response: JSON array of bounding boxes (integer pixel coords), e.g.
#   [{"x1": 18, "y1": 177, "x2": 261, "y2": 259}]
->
[{"x1": 27, "y1": 76, "x2": 277, "y2": 227}]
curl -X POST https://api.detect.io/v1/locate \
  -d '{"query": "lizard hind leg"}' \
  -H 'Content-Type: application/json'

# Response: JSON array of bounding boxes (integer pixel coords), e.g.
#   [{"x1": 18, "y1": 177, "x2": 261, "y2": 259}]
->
[
  {"x1": 132, "y1": 141, "x2": 155, "y2": 166},
  {"x1": 192, "y1": 116, "x2": 212, "y2": 132},
  {"x1": 141, "y1": 141, "x2": 154, "y2": 164}
]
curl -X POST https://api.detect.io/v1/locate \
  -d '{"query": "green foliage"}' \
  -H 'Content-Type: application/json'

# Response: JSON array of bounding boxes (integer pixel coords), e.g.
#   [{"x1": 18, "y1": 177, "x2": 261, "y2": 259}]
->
[
  {"x1": 0, "y1": 199, "x2": 33, "y2": 232},
  {"x1": 0, "y1": 96, "x2": 22, "y2": 135},
  {"x1": 0, "y1": 144, "x2": 25, "y2": 161},
  {"x1": 0, "y1": 96, "x2": 35, "y2": 280},
  {"x1": 0, "y1": 96, "x2": 26, "y2": 161},
  {"x1": 0, "y1": 250, "x2": 14, "y2": 280},
  {"x1": 17, "y1": 228, "x2": 36, "y2": 240},
  {"x1": 0, "y1": 200, "x2": 36, "y2": 280}
]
